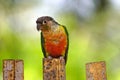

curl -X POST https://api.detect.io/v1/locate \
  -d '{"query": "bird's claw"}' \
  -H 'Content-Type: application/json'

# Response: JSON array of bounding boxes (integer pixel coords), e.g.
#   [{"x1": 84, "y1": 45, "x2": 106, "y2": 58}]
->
[
  {"x1": 48, "y1": 56, "x2": 52, "y2": 59},
  {"x1": 59, "y1": 56, "x2": 64, "y2": 60}
]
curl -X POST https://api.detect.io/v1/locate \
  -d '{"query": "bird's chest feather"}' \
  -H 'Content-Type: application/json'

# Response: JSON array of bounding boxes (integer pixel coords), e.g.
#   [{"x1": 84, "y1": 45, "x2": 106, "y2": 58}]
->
[{"x1": 43, "y1": 29, "x2": 67, "y2": 57}]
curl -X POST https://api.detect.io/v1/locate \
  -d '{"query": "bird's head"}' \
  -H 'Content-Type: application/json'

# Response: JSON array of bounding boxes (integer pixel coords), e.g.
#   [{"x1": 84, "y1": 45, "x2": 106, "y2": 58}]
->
[{"x1": 36, "y1": 16, "x2": 58, "y2": 31}]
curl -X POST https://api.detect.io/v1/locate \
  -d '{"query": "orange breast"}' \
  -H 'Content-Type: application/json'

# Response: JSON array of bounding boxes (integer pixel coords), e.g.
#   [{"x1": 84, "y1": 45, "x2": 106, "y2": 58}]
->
[{"x1": 44, "y1": 31, "x2": 67, "y2": 57}]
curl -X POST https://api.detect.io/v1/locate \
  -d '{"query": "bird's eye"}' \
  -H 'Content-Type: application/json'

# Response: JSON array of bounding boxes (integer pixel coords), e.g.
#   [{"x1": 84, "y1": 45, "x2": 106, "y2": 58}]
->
[{"x1": 43, "y1": 20, "x2": 47, "y2": 24}]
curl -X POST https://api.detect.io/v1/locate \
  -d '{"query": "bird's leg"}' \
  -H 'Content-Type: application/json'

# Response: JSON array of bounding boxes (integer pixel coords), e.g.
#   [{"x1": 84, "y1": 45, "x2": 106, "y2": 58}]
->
[{"x1": 48, "y1": 56, "x2": 52, "y2": 59}]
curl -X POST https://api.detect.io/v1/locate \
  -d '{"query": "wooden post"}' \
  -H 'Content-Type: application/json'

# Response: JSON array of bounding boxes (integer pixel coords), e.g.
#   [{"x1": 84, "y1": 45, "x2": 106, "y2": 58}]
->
[
  {"x1": 86, "y1": 61, "x2": 107, "y2": 80},
  {"x1": 3, "y1": 60, "x2": 15, "y2": 80},
  {"x1": 43, "y1": 58, "x2": 66, "y2": 80},
  {"x1": 3, "y1": 59, "x2": 24, "y2": 80},
  {"x1": 15, "y1": 60, "x2": 24, "y2": 80}
]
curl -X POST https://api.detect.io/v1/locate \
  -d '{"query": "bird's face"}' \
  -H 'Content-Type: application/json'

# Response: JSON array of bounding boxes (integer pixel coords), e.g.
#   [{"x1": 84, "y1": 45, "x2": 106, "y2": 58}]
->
[{"x1": 36, "y1": 16, "x2": 55, "y2": 31}]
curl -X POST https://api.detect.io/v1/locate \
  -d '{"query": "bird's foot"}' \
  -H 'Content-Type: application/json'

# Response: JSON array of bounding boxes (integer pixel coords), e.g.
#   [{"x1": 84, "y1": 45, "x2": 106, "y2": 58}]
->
[{"x1": 48, "y1": 56, "x2": 52, "y2": 59}]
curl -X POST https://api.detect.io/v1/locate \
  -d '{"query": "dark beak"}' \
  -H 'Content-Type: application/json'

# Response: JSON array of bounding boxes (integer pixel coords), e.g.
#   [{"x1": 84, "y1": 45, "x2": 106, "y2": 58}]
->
[{"x1": 37, "y1": 23, "x2": 41, "y2": 31}]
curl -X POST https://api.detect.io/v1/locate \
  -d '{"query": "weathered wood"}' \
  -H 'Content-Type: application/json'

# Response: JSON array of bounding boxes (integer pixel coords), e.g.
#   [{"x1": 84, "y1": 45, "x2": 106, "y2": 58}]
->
[
  {"x1": 3, "y1": 59, "x2": 24, "y2": 80},
  {"x1": 3, "y1": 60, "x2": 15, "y2": 80},
  {"x1": 43, "y1": 58, "x2": 66, "y2": 80},
  {"x1": 86, "y1": 61, "x2": 107, "y2": 80},
  {"x1": 15, "y1": 60, "x2": 24, "y2": 80}
]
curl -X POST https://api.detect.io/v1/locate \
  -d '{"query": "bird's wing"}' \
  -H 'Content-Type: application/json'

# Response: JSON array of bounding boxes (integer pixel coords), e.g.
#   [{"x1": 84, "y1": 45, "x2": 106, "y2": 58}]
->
[
  {"x1": 41, "y1": 32, "x2": 47, "y2": 57},
  {"x1": 62, "y1": 26, "x2": 69, "y2": 64}
]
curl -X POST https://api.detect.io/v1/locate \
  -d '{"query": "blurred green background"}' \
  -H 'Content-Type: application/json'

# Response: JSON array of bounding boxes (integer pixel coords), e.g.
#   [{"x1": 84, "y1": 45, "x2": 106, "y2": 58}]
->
[{"x1": 0, "y1": 0, "x2": 120, "y2": 80}]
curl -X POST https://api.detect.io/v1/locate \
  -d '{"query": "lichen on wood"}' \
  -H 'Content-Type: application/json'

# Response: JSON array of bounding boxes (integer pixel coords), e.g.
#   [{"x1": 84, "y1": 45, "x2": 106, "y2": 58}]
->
[
  {"x1": 86, "y1": 61, "x2": 107, "y2": 80},
  {"x1": 43, "y1": 58, "x2": 66, "y2": 80},
  {"x1": 3, "y1": 59, "x2": 24, "y2": 80}
]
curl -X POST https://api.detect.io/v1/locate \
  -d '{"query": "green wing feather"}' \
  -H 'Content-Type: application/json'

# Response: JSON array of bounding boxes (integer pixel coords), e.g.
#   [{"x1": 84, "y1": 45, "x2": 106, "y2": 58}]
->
[
  {"x1": 62, "y1": 26, "x2": 69, "y2": 64},
  {"x1": 41, "y1": 32, "x2": 47, "y2": 57}
]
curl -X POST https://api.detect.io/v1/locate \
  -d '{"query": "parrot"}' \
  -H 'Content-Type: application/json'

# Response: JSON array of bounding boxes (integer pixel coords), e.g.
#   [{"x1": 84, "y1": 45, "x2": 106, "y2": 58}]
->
[{"x1": 36, "y1": 16, "x2": 69, "y2": 64}]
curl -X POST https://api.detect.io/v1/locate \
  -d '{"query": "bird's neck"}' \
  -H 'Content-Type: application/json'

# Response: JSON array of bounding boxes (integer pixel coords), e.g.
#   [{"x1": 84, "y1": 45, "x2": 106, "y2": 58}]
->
[
  {"x1": 51, "y1": 24, "x2": 59, "y2": 32},
  {"x1": 42, "y1": 25, "x2": 64, "y2": 38},
  {"x1": 42, "y1": 24, "x2": 59, "y2": 33}
]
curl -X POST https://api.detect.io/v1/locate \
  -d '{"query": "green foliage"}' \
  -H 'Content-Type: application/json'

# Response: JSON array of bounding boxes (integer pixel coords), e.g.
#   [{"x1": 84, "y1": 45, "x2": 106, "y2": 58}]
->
[{"x1": 0, "y1": 0, "x2": 120, "y2": 80}]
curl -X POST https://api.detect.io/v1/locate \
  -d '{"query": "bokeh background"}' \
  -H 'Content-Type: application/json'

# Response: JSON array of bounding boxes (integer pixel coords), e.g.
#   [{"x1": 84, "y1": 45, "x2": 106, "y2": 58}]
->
[{"x1": 0, "y1": 0, "x2": 120, "y2": 80}]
